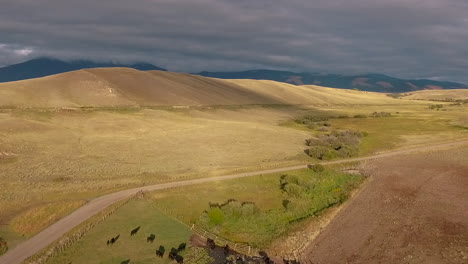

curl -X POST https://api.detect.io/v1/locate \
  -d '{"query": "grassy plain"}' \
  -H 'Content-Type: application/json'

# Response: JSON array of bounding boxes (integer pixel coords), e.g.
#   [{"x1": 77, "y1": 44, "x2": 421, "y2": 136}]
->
[
  {"x1": 46, "y1": 199, "x2": 191, "y2": 264},
  {"x1": 151, "y1": 167, "x2": 363, "y2": 248},
  {"x1": 1, "y1": 103, "x2": 467, "y2": 249},
  {"x1": 1, "y1": 69, "x2": 467, "y2": 256},
  {"x1": 44, "y1": 166, "x2": 363, "y2": 264}
]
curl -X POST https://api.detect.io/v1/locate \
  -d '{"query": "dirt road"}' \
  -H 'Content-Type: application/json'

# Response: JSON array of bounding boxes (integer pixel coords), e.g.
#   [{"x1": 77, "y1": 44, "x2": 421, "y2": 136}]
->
[
  {"x1": 1, "y1": 140, "x2": 467, "y2": 264},
  {"x1": 302, "y1": 145, "x2": 468, "y2": 263}
]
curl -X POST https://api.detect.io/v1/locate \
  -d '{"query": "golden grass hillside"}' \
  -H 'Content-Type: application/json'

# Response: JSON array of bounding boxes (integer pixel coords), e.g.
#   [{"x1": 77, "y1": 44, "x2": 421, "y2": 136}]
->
[
  {"x1": 400, "y1": 89, "x2": 468, "y2": 100},
  {"x1": 0, "y1": 67, "x2": 425, "y2": 108},
  {"x1": 0, "y1": 68, "x2": 280, "y2": 107},
  {"x1": 224, "y1": 79, "x2": 406, "y2": 106}
]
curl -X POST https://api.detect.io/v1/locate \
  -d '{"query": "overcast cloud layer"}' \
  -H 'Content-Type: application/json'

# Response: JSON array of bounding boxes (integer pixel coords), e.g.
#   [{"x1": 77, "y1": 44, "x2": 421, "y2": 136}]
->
[{"x1": 1, "y1": 0, "x2": 467, "y2": 83}]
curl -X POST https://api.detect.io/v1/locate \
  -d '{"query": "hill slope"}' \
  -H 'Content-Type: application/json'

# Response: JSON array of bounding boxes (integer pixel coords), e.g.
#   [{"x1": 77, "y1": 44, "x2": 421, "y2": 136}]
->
[
  {"x1": 0, "y1": 68, "x2": 415, "y2": 108},
  {"x1": 198, "y1": 70, "x2": 468, "y2": 92},
  {"x1": 0, "y1": 58, "x2": 166, "y2": 83},
  {"x1": 400, "y1": 89, "x2": 468, "y2": 101}
]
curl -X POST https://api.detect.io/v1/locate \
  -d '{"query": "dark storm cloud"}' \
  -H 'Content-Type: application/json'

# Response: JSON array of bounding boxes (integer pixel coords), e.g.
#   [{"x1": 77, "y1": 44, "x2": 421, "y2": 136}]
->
[{"x1": 1, "y1": 0, "x2": 467, "y2": 82}]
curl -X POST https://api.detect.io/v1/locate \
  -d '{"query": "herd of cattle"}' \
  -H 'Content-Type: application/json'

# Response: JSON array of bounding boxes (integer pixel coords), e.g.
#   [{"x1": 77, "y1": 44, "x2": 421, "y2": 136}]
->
[
  {"x1": 106, "y1": 226, "x2": 186, "y2": 264},
  {"x1": 104, "y1": 226, "x2": 303, "y2": 264}
]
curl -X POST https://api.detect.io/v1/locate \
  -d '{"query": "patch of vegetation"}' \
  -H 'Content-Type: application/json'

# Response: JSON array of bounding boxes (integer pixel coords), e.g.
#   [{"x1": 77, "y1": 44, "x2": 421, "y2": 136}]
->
[
  {"x1": 304, "y1": 130, "x2": 364, "y2": 160},
  {"x1": 294, "y1": 115, "x2": 329, "y2": 126},
  {"x1": 386, "y1": 93, "x2": 403, "y2": 99},
  {"x1": 197, "y1": 168, "x2": 363, "y2": 247},
  {"x1": 429, "y1": 104, "x2": 444, "y2": 110},
  {"x1": 353, "y1": 114, "x2": 367, "y2": 118},
  {"x1": 46, "y1": 200, "x2": 191, "y2": 264},
  {"x1": 0, "y1": 237, "x2": 8, "y2": 255},
  {"x1": 309, "y1": 163, "x2": 325, "y2": 173},
  {"x1": 370, "y1": 111, "x2": 392, "y2": 117},
  {"x1": 184, "y1": 247, "x2": 214, "y2": 264}
]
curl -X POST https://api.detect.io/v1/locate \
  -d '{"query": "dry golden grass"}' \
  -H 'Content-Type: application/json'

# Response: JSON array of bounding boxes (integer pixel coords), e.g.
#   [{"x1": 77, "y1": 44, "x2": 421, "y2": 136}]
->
[
  {"x1": 0, "y1": 68, "x2": 467, "y2": 249},
  {"x1": 400, "y1": 89, "x2": 468, "y2": 100},
  {"x1": 10, "y1": 200, "x2": 86, "y2": 236},
  {"x1": 0, "y1": 67, "x2": 436, "y2": 108}
]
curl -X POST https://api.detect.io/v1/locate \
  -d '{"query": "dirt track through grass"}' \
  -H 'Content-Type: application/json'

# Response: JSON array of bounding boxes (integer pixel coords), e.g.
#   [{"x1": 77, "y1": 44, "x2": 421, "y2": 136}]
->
[{"x1": 0, "y1": 139, "x2": 467, "y2": 264}]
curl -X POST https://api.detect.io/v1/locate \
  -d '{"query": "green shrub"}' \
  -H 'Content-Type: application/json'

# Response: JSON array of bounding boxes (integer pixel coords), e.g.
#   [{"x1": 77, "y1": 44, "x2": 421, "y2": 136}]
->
[
  {"x1": 309, "y1": 163, "x2": 325, "y2": 173},
  {"x1": 207, "y1": 207, "x2": 224, "y2": 225},
  {"x1": 370, "y1": 112, "x2": 392, "y2": 117},
  {"x1": 353, "y1": 114, "x2": 367, "y2": 118},
  {"x1": 429, "y1": 104, "x2": 444, "y2": 109},
  {"x1": 0, "y1": 237, "x2": 7, "y2": 256},
  {"x1": 305, "y1": 130, "x2": 363, "y2": 160},
  {"x1": 185, "y1": 247, "x2": 214, "y2": 264},
  {"x1": 306, "y1": 146, "x2": 335, "y2": 160},
  {"x1": 317, "y1": 126, "x2": 329, "y2": 132}
]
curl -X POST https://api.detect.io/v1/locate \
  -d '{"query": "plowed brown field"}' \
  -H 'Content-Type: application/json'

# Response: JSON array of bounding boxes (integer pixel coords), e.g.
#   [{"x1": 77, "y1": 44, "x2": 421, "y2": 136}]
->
[{"x1": 303, "y1": 147, "x2": 468, "y2": 264}]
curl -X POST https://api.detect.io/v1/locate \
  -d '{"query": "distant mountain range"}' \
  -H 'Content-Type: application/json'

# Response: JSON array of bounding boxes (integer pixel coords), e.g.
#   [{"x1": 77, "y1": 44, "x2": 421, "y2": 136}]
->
[
  {"x1": 197, "y1": 70, "x2": 468, "y2": 93},
  {"x1": 0, "y1": 58, "x2": 466, "y2": 92},
  {"x1": 0, "y1": 58, "x2": 167, "y2": 83}
]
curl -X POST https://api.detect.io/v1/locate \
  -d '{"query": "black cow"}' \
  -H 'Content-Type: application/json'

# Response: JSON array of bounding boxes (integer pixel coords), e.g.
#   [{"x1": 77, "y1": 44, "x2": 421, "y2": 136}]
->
[
  {"x1": 108, "y1": 234, "x2": 120, "y2": 245},
  {"x1": 177, "y1": 242, "x2": 186, "y2": 251},
  {"x1": 120, "y1": 259, "x2": 130, "y2": 264},
  {"x1": 223, "y1": 244, "x2": 230, "y2": 256},
  {"x1": 156, "y1": 245, "x2": 165, "y2": 257},
  {"x1": 206, "y1": 238, "x2": 215, "y2": 250},
  {"x1": 147, "y1": 234, "x2": 156, "y2": 243},
  {"x1": 169, "y1": 248, "x2": 178, "y2": 260},
  {"x1": 259, "y1": 251, "x2": 273, "y2": 264},
  {"x1": 130, "y1": 226, "x2": 141, "y2": 236},
  {"x1": 175, "y1": 255, "x2": 184, "y2": 264}
]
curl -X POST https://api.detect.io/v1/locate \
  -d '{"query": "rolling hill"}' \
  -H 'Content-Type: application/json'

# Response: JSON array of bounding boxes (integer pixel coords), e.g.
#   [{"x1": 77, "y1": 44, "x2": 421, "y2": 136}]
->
[
  {"x1": 0, "y1": 68, "x2": 407, "y2": 108},
  {"x1": 400, "y1": 89, "x2": 468, "y2": 101},
  {"x1": 198, "y1": 70, "x2": 468, "y2": 92},
  {"x1": 0, "y1": 58, "x2": 166, "y2": 83}
]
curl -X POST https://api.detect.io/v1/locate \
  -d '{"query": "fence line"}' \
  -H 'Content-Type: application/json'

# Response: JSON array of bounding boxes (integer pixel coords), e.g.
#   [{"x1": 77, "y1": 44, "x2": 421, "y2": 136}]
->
[{"x1": 189, "y1": 224, "x2": 259, "y2": 257}]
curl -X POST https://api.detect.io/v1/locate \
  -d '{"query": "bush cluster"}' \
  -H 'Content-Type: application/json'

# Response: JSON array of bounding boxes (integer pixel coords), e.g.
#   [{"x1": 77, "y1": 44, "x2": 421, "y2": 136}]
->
[
  {"x1": 278, "y1": 170, "x2": 361, "y2": 221},
  {"x1": 305, "y1": 130, "x2": 364, "y2": 160},
  {"x1": 353, "y1": 114, "x2": 367, "y2": 118},
  {"x1": 429, "y1": 104, "x2": 444, "y2": 110},
  {"x1": 386, "y1": 93, "x2": 403, "y2": 99},
  {"x1": 0, "y1": 237, "x2": 7, "y2": 255},
  {"x1": 204, "y1": 200, "x2": 260, "y2": 226},
  {"x1": 370, "y1": 111, "x2": 392, "y2": 117},
  {"x1": 197, "y1": 170, "x2": 364, "y2": 247}
]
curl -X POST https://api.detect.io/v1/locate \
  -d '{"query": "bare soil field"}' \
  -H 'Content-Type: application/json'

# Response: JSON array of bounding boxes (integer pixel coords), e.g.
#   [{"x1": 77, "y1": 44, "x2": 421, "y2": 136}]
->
[{"x1": 302, "y1": 146, "x2": 468, "y2": 264}]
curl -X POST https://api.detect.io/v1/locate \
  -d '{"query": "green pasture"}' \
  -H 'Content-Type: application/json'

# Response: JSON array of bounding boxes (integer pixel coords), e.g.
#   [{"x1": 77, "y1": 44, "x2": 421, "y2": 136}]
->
[{"x1": 47, "y1": 200, "x2": 191, "y2": 264}]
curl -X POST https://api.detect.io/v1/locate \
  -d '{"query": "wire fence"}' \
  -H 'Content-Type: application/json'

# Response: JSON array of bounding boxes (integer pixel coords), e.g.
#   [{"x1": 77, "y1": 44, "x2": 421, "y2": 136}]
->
[{"x1": 189, "y1": 224, "x2": 260, "y2": 257}]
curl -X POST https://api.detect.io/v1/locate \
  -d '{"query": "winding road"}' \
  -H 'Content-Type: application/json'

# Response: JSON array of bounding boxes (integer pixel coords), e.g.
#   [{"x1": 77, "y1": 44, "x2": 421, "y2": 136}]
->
[{"x1": 1, "y1": 140, "x2": 467, "y2": 264}]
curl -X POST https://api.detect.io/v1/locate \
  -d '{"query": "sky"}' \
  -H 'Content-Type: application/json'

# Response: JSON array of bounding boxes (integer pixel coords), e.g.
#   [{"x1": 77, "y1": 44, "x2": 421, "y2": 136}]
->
[{"x1": 1, "y1": 0, "x2": 467, "y2": 83}]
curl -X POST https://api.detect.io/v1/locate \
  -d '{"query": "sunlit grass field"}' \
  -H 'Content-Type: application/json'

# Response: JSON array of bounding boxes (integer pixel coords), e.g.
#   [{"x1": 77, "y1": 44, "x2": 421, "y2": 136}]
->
[
  {"x1": 47, "y1": 199, "x2": 191, "y2": 264},
  {"x1": 0, "y1": 102, "x2": 467, "y2": 252}
]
